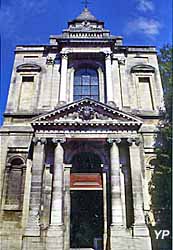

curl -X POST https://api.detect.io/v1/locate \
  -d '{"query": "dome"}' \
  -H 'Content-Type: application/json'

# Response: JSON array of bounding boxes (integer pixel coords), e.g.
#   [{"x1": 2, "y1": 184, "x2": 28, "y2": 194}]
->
[{"x1": 76, "y1": 8, "x2": 97, "y2": 21}]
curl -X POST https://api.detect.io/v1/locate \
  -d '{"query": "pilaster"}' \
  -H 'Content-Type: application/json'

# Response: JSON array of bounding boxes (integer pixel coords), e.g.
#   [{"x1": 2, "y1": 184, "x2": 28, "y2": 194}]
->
[
  {"x1": 112, "y1": 58, "x2": 122, "y2": 108},
  {"x1": 25, "y1": 138, "x2": 46, "y2": 236},
  {"x1": 108, "y1": 138, "x2": 129, "y2": 249},
  {"x1": 105, "y1": 52, "x2": 114, "y2": 104},
  {"x1": 45, "y1": 56, "x2": 55, "y2": 107},
  {"x1": 118, "y1": 58, "x2": 130, "y2": 108},
  {"x1": 59, "y1": 52, "x2": 68, "y2": 104},
  {"x1": 64, "y1": 164, "x2": 71, "y2": 250},
  {"x1": 127, "y1": 138, "x2": 150, "y2": 237}
]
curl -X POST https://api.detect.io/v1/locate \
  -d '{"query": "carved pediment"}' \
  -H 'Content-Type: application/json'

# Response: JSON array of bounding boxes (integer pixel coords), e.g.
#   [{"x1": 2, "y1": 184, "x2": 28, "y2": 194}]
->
[
  {"x1": 131, "y1": 64, "x2": 155, "y2": 73},
  {"x1": 32, "y1": 98, "x2": 143, "y2": 131},
  {"x1": 16, "y1": 63, "x2": 41, "y2": 72}
]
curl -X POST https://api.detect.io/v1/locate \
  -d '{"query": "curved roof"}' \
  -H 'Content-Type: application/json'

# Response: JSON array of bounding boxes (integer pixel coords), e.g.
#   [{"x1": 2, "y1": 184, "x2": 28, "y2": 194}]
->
[{"x1": 76, "y1": 8, "x2": 97, "y2": 21}]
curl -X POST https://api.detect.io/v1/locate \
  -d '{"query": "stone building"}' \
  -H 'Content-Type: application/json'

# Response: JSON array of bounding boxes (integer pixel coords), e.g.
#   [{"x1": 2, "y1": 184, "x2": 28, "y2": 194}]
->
[{"x1": 0, "y1": 7, "x2": 164, "y2": 250}]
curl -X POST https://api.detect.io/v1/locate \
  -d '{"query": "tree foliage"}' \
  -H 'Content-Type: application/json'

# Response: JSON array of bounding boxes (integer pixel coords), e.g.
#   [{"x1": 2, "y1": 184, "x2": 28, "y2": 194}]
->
[
  {"x1": 150, "y1": 44, "x2": 172, "y2": 249},
  {"x1": 158, "y1": 44, "x2": 173, "y2": 122}
]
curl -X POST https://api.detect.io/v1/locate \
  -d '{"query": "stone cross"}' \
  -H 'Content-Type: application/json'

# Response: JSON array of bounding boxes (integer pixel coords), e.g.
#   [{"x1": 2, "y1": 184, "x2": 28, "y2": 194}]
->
[{"x1": 82, "y1": 0, "x2": 90, "y2": 8}]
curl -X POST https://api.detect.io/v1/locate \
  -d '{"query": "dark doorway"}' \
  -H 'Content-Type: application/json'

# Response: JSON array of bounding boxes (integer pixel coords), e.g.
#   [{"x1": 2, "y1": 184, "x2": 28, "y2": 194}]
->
[
  {"x1": 71, "y1": 152, "x2": 102, "y2": 173},
  {"x1": 70, "y1": 190, "x2": 104, "y2": 249}
]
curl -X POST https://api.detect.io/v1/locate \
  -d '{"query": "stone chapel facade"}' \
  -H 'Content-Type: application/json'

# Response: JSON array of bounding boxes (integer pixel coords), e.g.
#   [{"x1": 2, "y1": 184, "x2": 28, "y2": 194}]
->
[{"x1": 0, "y1": 7, "x2": 164, "y2": 250}]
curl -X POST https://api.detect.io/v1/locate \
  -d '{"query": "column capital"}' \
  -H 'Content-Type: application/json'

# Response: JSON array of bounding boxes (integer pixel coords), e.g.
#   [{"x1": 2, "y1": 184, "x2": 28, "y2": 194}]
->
[
  {"x1": 64, "y1": 164, "x2": 72, "y2": 169},
  {"x1": 32, "y1": 137, "x2": 47, "y2": 145},
  {"x1": 101, "y1": 48, "x2": 112, "y2": 56},
  {"x1": 61, "y1": 53, "x2": 68, "y2": 60},
  {"x1": 52, "y1": 138, "x2": 66, "y2": 145},
  {"x1": 60, "y1": 50, "x2": 69, "y2": 60},
  {"x1": 102, "y1": 164, "x2": 109, "y2": 173},
  {"x1": 118, "y1": 58, "x2": 126, "y2": 65},
  {"x1": 105, "y1": 52, "x2": 112, "y2": 60},
  {"x1": 46, "y1": 56, "x2": 55, "y2": 65},
  {"x1": 127, "y1": 138, "x2": 141, "y2": 146},
  {"x1": 107, "y1": 138, "x2": 121, "y2": 145}
]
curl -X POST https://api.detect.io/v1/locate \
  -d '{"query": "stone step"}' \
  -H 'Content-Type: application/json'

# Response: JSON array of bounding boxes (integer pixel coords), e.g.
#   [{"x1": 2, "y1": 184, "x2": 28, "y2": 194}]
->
[{"x1": 70, "y1": 249, "x2": 94, "y2": 250}]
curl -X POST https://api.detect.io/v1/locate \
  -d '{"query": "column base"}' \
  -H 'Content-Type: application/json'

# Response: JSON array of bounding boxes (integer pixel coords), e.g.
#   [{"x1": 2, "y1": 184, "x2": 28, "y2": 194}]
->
[
  {"x1": 110, "y1": 225, "x2": 128, "y2": 237},
  {"x1": 110, "y1": 225, "x2": 131, "y2": 250},
  {"x1": 46, "y1": 225, "x2": 64, "y2": 250},
  {"x1": 24, "y1": 225, "x2": 40, "y2": 236},
  {"x1": 47, "y1": 224, "x2": 64, "y2": 237},
  {"x1": 110, "y1": 225, "x2": 152, "y2": 250},
  {"x1": 22, "y1": 236, "x2": 44, "y2": 250},
  {"x1": 132, "y1": 223, "x2": 150, "y2": 237}
]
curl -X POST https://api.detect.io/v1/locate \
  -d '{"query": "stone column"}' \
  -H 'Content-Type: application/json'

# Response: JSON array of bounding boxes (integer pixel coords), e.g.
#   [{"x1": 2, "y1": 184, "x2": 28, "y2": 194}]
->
[
  {"x1": 64, "y1": 165, "x2": 71, "y2": 250},
  {"x1": 102, "y1": 169, "x2": 108, "y2": 250},
  {"x1": 49, "y1": 139, "x2": 65, "y2": 227},
  {"x1": 47, "y1": 139, "x2": 65, "y2": 241},
  {"x1": 105, "y1": 53, "x2": 114, "y2": 103},
  {"x1": 128, "y1": 138, "x2": 150, "y2": 236},
  {"x1": 25, "y1": 138, "x2": 46, "y2": 236},
  {"x1": 59, "y1": 52, "x2": 68, "y2": 104},
  {"x1": 108, "y1": 138, "x2": 124, "y2": 226}
]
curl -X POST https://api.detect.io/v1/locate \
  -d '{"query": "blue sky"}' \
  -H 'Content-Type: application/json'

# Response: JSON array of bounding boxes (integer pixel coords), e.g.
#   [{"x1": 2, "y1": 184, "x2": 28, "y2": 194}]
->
[{"x1": 0, "y1": 0, "x2": 172, "y2": 125}]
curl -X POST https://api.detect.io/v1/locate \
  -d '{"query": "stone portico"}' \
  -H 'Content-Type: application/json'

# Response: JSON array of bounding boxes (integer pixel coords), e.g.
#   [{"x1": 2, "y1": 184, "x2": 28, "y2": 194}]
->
[
  {"x1": 0, "y1": 6, "x2": 164, "y2": 250},
  {"x1": 19, "y1": 98, "x2": 151, "y2": 250}
]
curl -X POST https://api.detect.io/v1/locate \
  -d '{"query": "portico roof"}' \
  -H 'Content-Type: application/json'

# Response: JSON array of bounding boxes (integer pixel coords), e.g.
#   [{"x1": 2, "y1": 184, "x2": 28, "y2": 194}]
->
[{"x1": 31, "y1": 98, "x2": 143, "y2": 132}]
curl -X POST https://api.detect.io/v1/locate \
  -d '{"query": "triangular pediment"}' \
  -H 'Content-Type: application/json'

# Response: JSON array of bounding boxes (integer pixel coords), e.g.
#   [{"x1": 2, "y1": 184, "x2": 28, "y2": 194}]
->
[{"x1": 32, "y1": 98, "x2": 143, "y2": 131}]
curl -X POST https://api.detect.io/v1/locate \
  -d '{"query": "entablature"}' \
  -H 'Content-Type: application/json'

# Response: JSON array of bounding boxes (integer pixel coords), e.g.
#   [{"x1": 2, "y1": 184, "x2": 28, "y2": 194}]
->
[{"x1": 32, "y1": 98, "x2": 143, "y2": 132}]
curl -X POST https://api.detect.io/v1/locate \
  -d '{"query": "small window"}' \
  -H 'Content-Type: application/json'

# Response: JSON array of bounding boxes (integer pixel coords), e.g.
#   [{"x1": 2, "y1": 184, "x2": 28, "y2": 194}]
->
[
  {"x1": 19, "y1": 76, "x2": 34, "y2": 111},
  {"x1": 138, "y1": 77, "x2": 154, "y2": 110},
  {"x1": 139, "y1": 77, "x2": 150, "y2": 83},
  {"x1": 74, "y1": 68, "x2": 99, "y2": 101},
  {"x1": 24, "y1": 56, "x2": 39, "y2": 59},
  {"x1": 22, "y1": 76, "x2": 34, "y2": 82}
]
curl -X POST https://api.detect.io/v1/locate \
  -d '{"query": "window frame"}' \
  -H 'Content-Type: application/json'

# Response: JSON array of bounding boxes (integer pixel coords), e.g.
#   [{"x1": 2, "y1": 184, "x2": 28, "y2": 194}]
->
[
  {"x1": 73, "y1": 68, "x2": 100, "y2": 101},
  {"x1": 132, "y1": 72, "x2": 156, "y2": 111},
  {"x1": 137, "y1": 74, "x2": 155, "y2": 111},
  {"x1": 3, "y1": 157, "x2": 26, "y2": 211}
]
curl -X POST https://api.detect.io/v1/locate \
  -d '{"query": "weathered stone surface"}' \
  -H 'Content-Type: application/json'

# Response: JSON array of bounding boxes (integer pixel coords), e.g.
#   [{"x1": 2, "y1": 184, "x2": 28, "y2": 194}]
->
[{"x1": 0, "y1": 6, "x2": 163, "y2": 250}]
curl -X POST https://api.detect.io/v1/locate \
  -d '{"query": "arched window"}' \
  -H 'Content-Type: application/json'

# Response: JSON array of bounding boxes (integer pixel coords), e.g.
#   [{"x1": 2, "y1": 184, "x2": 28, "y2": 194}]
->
[
  {"x1": 5, "y1": 157, "x2": 26, "y2": 209},
  {"x1": 74, "y1": 68, "x2": 99, "y2": 101}
]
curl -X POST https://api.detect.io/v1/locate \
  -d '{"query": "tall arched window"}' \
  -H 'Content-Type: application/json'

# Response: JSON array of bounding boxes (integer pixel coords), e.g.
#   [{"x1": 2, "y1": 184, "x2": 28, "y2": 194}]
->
[
  {"x1": 74, "y1": 68, "x2": 99, "y2": 101},
  {"x1": 5, "y1": 157, "x2": 26, "y2": 209}
]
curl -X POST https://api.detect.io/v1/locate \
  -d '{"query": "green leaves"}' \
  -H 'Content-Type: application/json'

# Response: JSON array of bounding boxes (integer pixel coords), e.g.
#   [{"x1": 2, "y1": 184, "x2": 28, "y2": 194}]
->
[
  {"x1": 158, "y1": 44, "x2": 173, "y2": 122},
  {"x1": 149, "y1": 45, "x2": 172, "y2": 249}
]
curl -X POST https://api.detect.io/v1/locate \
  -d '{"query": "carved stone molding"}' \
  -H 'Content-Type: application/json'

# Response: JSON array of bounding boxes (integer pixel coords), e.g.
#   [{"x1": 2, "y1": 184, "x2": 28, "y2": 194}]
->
[
  {"x1": 61, "y1": 54, "x2": 68, "y2": 60},
  {"x1": 105, "y1": 52, "x2": 112, "y2": 60},
  {"x1": 46, "y1": 56, "x2": 55, "y2": 65},
  {"x1": 107, "y1": 138, "x2": 121, "y2": 145},
  {"x1": 32, "y1": 137, "x2": 47, "y2": 145},
  {"x1": 78, "y1": 106, "x2": 94, "y2": 120},
  {"x1": 118, "y1": 58, "x2": 126, "y2": 65},
  {"x1": 127, "y1": 138, "x2": 141, "y2": 146},
  {"x1": 16, "y1": 63, "x2": 41, "y2": 72},
  {"x1": 52, "y1": 138, "x2": 66, "y2": 145},
  {"x1": 60, "y1": 50, "x2": 69, "y2": 60}
]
